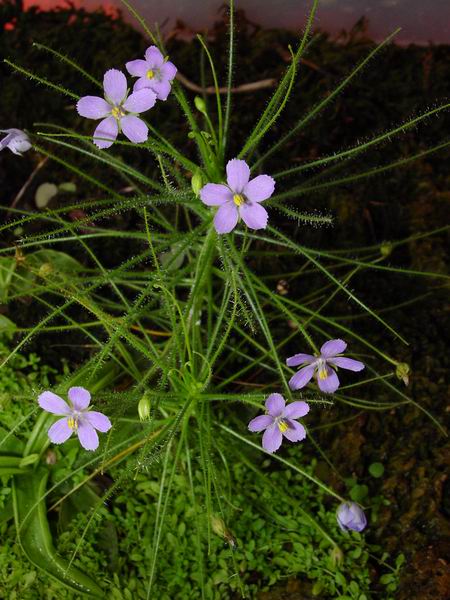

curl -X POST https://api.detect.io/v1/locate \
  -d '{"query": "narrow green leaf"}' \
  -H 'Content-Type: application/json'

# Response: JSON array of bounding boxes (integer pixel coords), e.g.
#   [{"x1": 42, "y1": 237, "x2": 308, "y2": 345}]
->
[{"x1": 13, "y1": 468, "x2": 104, "y2": 597}]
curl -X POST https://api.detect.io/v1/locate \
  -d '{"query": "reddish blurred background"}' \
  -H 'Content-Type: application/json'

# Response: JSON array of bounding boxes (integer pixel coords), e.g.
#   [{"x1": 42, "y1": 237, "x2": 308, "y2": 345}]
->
[{"x1": 22, "y1": 0, "x2": 450, "y2": 45}]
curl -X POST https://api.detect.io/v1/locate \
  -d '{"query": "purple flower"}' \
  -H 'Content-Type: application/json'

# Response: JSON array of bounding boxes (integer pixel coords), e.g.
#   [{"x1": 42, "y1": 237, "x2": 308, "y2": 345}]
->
[
  {"x1": 126, "y1": 46, "x2": 177, "y2": 101},
  {"x1": 200, "y1": 159, "x2": 275, "y2": 234},
  {"x1": 336, "y1": 502, "x2": 367, "y2": 532},
  {"x1": 248, "y1": 393, "x2": 309, "y2": 454},
  {"x1": 38, "y1": 387, "x2": 112, "y2": 451},
  {"x1": 287, "y1": 339, "x2": 365, "y2": 394},
  {"x1": 0, "y1": 128, "x2": 31, "y2": 155},
  {"x1": 76, "y1": 69, "x2": 157, "y2": 149}
]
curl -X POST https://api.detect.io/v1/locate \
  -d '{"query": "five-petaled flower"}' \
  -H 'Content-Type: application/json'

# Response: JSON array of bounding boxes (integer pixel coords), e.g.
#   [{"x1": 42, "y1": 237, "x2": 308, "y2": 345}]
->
[
  {"x1": 38, "y1": 387, "x2": 111, "y2": 451},
  {"x1": 77, "y1": 69, "x2": 157, "y2": 149},
  {"x1": 200, "y1": 158, "x2": 275, "y2": 234},
  {"x1": 248, "y1": 393, "x2": 309, "y2": 454},
  {"x1": 126, "y1": 46, "x2": 177, "y2": 101},
  {"x1": 336, "y1": 501, "x2": 367, "y2": 532},
  {"x1": 287, "y1": 339, "x2": 365, "y2": 394},
  {"x1": 0, "y1": 128, "x2": 31, "y2": 155}
]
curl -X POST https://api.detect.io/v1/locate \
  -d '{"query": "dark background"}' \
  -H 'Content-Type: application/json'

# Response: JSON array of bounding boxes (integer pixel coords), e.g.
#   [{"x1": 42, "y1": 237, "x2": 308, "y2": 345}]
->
[{"x1": 1, "y1": 2, "x2": 449, "y2": 599}]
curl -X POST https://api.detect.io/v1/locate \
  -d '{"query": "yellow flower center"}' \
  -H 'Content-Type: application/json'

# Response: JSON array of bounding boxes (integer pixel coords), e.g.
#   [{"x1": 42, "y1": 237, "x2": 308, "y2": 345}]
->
[
  {"x1": 67, "y1": 416, "x2": 78, "y2": 430},
  {"x1": 278, "y1": 420, "x2": 289, "y2": 433},
  {"x1": 318, "y1": 366, "x2": 328, "y2": 380},
  {"x1": 233, "y1": 194, "x2": 245, "y2": 207},
  {"x1": 111, "y1": 106, "x2": 125, "y2": 119},
  {"x1": 146, "y1": 69, "x2": 155, "y2": 79}
]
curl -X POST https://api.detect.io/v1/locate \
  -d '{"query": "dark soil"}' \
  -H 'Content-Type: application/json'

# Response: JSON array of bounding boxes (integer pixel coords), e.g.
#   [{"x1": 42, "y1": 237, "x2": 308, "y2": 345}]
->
[{"x1": 1, "y1": 3, "x2": 449, "y2": 599}]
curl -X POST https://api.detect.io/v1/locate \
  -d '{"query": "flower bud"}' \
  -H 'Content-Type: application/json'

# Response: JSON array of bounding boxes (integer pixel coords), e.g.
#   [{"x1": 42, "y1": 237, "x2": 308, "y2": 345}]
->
[
  {"x1": 191, "y1": 170, "x2": 203, "y2": 196},
  {"x1": 336, "y1": 501, "x2": 367, "y2": 532},
  {"x1": 211, "y1": 515, "x2": 226, "y2": 538},
  {"x1": 46, "y1": 449, "x2": 57, "y2": 465},
  {"x1": 138, "y1": 393, "x2": 151, "y2": 421},
  {"x1": 329, "y1": 545, "x2": 344, "y2": 567},
  {"x1": 194, "y1": 96, "x2": 207, "y2": 114},
  {"x1": 380, "y1": 241, "x2": 393, "y2": 257},
  {"x1": 211, "y1": 515, "x2": 236, "y2": 548},
  {"x1": 38, "y1": 263, "x2": 53, "y2": 278},
  {"x1": 395, "y1": 362, "x2": 410, "y2": 386}
]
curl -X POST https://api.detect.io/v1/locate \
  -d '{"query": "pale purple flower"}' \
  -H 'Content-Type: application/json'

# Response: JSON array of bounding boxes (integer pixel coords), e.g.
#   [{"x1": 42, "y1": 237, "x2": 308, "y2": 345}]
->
[
  {"x1": 200, "y1": 159, "x2": 275, "y2": 234},
  {"x1": 38, "y1": 387, "x2": 112, "y2": 451},
  {"x1": 248, "y1": 393, "x2": 309, "y2": 454},
  {"x1": 336, "y1": 502, "x2": 367, "y2": 532},
  {"x1": 126, "y1": 46, "x2": 177, "y2": 101},
  {"x1": 287, "y1": 339, "x2": 365, "y2": 394},
  {"x1": 0, "y1": 129, "x2": 31, "y2": 155},
  {"x1": 76, "y1": 69, "x2": 157, "y2": 149}
]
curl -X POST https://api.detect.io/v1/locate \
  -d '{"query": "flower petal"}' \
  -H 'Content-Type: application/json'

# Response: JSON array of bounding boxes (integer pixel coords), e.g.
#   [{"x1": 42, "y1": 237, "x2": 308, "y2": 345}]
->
[
  {"x1": 284, "y1": 401, "x2": 310, "y2": 419},
  {"x1": 0, "y1": 128, "x2": 22, "y2": 135},
  {"x1": 320, "y1": 338, "x2": 347, "y2": 358},
  {"x1": 8, "y1": 136, "x2": 32, "y2": 155},
  {"x1": 0, "y1": 129, "x2": 30, "y2": 155},
  {"x1": 331, "y1": 357, "x2": 365, "y2": 372},
  {"x1": 346, "y1": 514, "x2": 367, "y2": 532},
  {"x1": 145, "y1": 45, "x2": 164, "y2": 67},
  {"x1": 48, "y1": 417, "x2": 73, "y2": 444},
  {"x1": 226, "y1": 159, "x2": 250, "y2": 193},
  {"x1": 76, "y1": 96, "x2": 111, "y2": 119},
  {"x1": 133, "y1": 77, "x2": 152, "y2": 93},
  {"x1": 213, "y1": 203, "x2": 239, "y2": 234},
  {"x1": 84, "y1": 411, "x2": 112, "y2": 432},
  {"x1": 38, "y1": 391, "x2": 71, "y2": 415},
  {"x1": 337, "y1": 502, "x2": 367, "y2": 532},
  {"x1": 243, "y1": 174, "x2": 275, "y2": 203},
  {"x1": 248, "y1": 414, "x2": 273, "y2": 432},
  {"x1": 103, "y1": 69, "x2": 127, "y2": 104},
  {"x1": 317, "y1": 366, "x2": 340, "y2": 393},
  {"x1": 262, "y1": 424, "x2": 283, "y2": 453},
  {"x1": 337, "y1": 502, "x2": 352, "y2": 530},
  {"x1": 265, "y1": 393, "x2": 285, "y2": 417},
  {"x1": 161, "y1": 61, "x2": 177, "y2": 81},
  {"x1": 77, "y1": 421, "x2": 99, "y2": 451},
  {"x1": 68, "y1": 387, "x2": 91, "y2": 411},
  {"x1": 147, "y1": 79, "x2": 172, "y2": 101},
  {"x1": 286, "y1": 353, "x2": 315, "y2": 367},
  {"x1": 123, "y1": 89, "x2": 156, "y2": 113},
  {"x1": 239, "y1": 202, "x2": 268, "y2": 230},
  {"x1": 288, "y1": 365, "x2": 315, "y2": 390},
  {"x1": 0, "y1": 132, "x2": 14, "y2": 150},
  {"x1": 200, "y1": 183, "x2": 233, "y2": 206},
  {"x1": 93, "y1": 116, "x2": 118, "y2": 149},
  {"x1": 120, "y1": 115, "x2": 148, "y2": 144},
  {"x1": 282, "y1": 420, "x2": 306, "y2": 443},
  {"x1": 125, "y1": 59, "x2": 149, "y2": 77}
]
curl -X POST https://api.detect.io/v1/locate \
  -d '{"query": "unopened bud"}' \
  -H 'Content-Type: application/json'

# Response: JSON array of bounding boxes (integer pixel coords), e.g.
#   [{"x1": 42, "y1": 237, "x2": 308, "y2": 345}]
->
[
  {"x1": 14, "y1": 246, "x2": 26, "y2": 265},
  {"x1": 38, "y1": 263, "x2": 53, "y2": 278},
  {"x1": 194, "y1": 96, "x2": 207, "y2": 114},
  {"x1": 138, "y1": 393, "x2": 151, "y2": 421},
  {"x1": 380, "y1": 241, "x2": 393, "y2": 258},
  {"x1": 276, "y1": 279, "x2": 289, "y2": 295},
  {"x1": 211, "y1": 515, "x2": 237, "y2": 548},
  {"x1": 191, "y1": 170, "x2": 203, "y2": 196},
  {"x1": 312, "y1": 581, "x2": 324, "y2": 596},
  {"x1": 211, "y1": 515, "x2": 226, "y2": 538},
  {"x1": 395, "y1": 362, "x2": 410, "y2": 386},
  {"x1": 330, "y1": 546, "x2": 344, "y2": 567},
  {"x1": 46, "y1": 449, "x2": 57, "y2": 465}
]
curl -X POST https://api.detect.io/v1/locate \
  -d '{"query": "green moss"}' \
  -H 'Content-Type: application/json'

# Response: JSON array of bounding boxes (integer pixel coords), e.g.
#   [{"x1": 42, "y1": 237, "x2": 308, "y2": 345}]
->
[{"x1": 0, "y1": 339, "x2": 402, "y2": 598}]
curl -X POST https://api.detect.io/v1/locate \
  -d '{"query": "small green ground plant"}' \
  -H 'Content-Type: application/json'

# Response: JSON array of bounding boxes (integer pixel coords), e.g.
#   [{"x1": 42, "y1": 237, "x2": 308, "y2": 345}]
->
[
  {"x1": 0, "y1": 339, "x2": 404, "y2": 598},
  {"x1": 0, "y1": 0, "x2": 448, "y2": 597}
]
